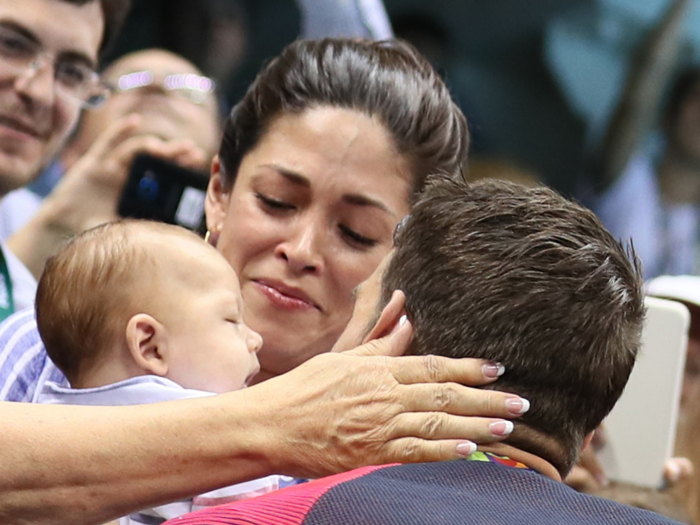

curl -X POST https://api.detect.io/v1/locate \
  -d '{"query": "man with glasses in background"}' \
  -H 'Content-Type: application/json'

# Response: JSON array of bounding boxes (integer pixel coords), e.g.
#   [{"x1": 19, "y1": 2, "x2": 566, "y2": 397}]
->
[
  {"x1": 0, "y1": 0, "x2": 131, "y2": 320},
  {"x1": 0, "y1": 48, "x2": 220, "y2": 276},
  {"x1": 0, "y1": 0, "x2": 214, "y2": 405}
]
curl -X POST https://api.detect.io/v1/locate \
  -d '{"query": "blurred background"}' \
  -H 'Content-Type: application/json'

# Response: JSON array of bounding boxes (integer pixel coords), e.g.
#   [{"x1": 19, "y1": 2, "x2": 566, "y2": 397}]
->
[{"x1": 105, "y1": 0, "x2": 700, "y2": 195}]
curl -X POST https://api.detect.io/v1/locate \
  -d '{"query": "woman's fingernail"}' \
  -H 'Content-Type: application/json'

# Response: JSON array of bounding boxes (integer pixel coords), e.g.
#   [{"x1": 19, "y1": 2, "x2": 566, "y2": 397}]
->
[
  {"x1": 456, "y1": 441, "x2": 477, "y2": 457},
  {"x1": 482, "y1": 362, "x2": 505, "y2": 378},
  {"x1": 666, "y1": 462, "x2": 682, "y2": 483},
  {"x1": 490, "y1": 420, "x2": 514, "y2": 437},
  {"x1": 505, "y1": 397, "x2": 530, "y2": 415},
  {"x1": 399, "y1": 315, "x2": 408, "y2": 327}
]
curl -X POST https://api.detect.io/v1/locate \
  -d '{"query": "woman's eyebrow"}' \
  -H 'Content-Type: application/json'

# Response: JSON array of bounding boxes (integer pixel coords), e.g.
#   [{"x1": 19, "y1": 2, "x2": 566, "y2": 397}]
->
[
  {"x1": 342, "y1": 194, "x2": 393, "y2": 216},
  {"x1": 264, "y1": 164, "x2": 310, "y2": 188},
  {"x1": 263, "y1": 163, "x2": 394, "y2": 216}
]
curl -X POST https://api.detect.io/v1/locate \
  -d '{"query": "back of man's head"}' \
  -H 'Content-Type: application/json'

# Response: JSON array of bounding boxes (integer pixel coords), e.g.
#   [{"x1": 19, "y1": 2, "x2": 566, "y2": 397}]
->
[{"x1": 382, "y1": 177, "x2": 644, "y2": 475}]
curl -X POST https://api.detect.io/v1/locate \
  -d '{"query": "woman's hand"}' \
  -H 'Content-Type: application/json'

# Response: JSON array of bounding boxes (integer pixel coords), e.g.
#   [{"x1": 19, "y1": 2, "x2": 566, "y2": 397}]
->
[{"x1": 245, "y1": 320, "x2": 530, "y2": 479}]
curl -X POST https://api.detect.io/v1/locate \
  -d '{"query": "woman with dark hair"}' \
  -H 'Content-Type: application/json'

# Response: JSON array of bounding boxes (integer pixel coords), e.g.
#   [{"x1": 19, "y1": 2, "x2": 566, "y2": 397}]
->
[
  {"x1": 206, "y1": 38, "x2": 469, "y2": 379},
  {"x1": 0, "y1": 38, "x2": 526, "y2": 525}
]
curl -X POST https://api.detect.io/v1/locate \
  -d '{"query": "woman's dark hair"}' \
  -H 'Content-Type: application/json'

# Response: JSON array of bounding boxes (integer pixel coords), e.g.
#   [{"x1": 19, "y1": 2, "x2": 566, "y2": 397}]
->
[
  {"x1": 59, "y1": 0, "x2": 131, "y2": 55},
  {"x1": 218, "y1": 38, "x2": 469, "y2": 199}
]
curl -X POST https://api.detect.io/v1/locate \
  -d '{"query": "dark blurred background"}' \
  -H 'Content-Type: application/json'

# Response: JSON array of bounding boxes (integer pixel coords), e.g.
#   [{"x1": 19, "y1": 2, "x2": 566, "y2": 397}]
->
[{"x1": 107, "y1": 0, "x2": 700, "y2": 195}]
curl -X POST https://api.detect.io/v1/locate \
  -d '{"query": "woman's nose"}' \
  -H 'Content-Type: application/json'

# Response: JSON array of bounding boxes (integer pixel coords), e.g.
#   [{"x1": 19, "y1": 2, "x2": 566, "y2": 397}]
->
[{"x1": 275, "y1": 219, "x2": 324, "y2": 275}]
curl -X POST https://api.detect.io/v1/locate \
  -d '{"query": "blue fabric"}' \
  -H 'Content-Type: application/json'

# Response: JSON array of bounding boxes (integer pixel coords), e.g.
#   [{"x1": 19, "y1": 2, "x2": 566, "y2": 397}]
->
[
  {"x1": 37, "y1": 376, "x2": 213, "y2": 405},
  {"x1": 0, "y1": 307, "x2": 66, "y2": 402},
  {"x1": 303, "y1": 461, "x2": 682, "y2": 525},
  {"x1": 585, "y1": 153, "x2": 700, "y2": 279},
  {"x1": 297, "y1": 0, "x2": 392, "y2": 40}
]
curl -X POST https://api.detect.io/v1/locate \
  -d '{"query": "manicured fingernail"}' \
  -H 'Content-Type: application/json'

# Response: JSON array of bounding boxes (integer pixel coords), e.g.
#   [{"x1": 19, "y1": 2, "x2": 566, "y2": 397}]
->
[
  {"x1": 490, "y1": 420, "x2": 514, "y2": 437},
  {"x1": 506, "y1": 397, "x2": 530, "y2": 415},
  {"x1": 399, "y1": 315, "x2": 408, "y2": 327},
  {"x1": 482, "y1": 362, "x2": 505, "y2": 378},
  {"x1": 456, "y1": 441, "x2": 477, "y2": 456},
  {"x1": 666, "y1": 462, "x2": 682, "y2": 483}
]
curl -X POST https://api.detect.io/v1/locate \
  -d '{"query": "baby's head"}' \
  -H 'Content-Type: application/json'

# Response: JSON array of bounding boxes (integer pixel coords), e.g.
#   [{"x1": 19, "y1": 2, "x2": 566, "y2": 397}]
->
[{"x1": 36, "y1": 220, "x2": 262, "y2": 393}]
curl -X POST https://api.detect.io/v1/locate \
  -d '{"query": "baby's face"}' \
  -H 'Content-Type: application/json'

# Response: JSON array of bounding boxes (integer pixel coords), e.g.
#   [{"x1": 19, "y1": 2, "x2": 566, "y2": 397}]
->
[{"x1": 156, "y1": 238, "x2": 263, "y2": 393}]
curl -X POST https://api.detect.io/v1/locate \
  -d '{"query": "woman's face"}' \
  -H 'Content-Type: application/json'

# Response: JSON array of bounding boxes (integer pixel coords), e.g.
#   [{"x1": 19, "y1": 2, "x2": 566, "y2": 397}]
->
[{"x1": 206, "y1": 106, "x2": 412, "y2": 377}]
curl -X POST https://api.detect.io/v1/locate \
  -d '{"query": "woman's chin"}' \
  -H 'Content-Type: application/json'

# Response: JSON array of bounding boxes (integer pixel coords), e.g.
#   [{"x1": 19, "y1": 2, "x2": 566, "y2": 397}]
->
[
  {"x1": 248, "y1": 368, "x2": 276, "y2": 385},
  {"x1": 256, "y1": 342, "x2": 332, "y2": 379}
]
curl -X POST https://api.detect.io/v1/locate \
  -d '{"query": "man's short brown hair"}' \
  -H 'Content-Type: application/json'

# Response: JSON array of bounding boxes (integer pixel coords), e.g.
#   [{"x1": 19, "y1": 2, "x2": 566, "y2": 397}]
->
[
  {"x1": 382, "y1": 177, "x2": 645, "y2": 476},
  {"x1": 59, "y1": 0, "x2": 131, "y2": 54}
]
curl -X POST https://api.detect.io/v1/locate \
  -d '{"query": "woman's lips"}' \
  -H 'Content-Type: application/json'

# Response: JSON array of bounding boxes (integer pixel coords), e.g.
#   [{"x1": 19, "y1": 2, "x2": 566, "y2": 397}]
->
[{"x1": 252, "y1": 280, "x2": 319, "y2": 312}]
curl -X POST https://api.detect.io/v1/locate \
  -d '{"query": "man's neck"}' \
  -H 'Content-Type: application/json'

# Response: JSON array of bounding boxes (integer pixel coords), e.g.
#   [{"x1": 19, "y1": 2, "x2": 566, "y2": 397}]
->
[{"x1": 477, "y1": 442, "x2": 562, "y2": 482}]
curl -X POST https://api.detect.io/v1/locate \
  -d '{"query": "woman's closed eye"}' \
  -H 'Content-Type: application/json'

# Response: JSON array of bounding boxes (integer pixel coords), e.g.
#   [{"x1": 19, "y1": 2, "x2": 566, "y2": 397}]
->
[
  {"x1": 255, "y1": 192, "x2": 295, "y2": 212},
  {"x1": 339, "y1": 224, "x2": 377, "y2": 249}
]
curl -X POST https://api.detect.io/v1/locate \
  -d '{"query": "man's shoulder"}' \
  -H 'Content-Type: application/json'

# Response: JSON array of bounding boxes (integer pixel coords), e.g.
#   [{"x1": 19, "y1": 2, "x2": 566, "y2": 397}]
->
[{"x1": 166, "y1": 461, "x2": 683, "y2": 525}]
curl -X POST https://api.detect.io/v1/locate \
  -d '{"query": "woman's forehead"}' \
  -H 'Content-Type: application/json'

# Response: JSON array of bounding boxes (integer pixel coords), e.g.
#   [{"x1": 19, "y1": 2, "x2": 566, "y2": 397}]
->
[{"x1": 243, "y1": 107, "x2": 412, "y2": 195}]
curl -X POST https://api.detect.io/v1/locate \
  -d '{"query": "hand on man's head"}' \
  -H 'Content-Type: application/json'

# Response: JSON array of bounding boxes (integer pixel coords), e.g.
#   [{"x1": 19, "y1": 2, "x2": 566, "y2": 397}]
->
[{"x1": 244, "y1": 319, "x2": 530, "y2": 479}]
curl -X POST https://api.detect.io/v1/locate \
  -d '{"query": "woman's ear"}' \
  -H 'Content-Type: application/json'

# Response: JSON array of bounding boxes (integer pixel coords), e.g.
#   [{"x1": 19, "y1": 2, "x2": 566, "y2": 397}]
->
[
  {"x1": 363, "y1": 290, "x2": 408, "y2": 344},
  {"x1": 125, "y1": 314, "x2": 169, "y2": 377},
  {"x1": 205, "y1": 155, "x2": 229, "y2": 238}
]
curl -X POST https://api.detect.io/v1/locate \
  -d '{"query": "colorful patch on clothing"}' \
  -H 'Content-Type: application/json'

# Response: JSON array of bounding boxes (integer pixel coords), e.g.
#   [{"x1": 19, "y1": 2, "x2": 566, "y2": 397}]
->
[{"x1": 466, "y1": 451, "x2": 532, "y2": 470}]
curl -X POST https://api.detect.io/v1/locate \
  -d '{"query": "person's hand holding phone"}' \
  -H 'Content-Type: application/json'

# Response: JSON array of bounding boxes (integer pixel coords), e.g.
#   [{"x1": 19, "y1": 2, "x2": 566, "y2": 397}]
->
[
  {"x1": 7, "y1": 114, "x2": 207, "y2": 277},
  {"x1": 42, "y1": 114, "x2": 206, "y2": 234}
]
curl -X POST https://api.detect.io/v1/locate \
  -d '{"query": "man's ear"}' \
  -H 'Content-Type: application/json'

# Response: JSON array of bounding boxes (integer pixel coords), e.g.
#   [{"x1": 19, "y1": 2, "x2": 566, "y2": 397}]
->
[
  {"x1": 204, "y1": 155, "x2": 229, "y2": 239},
  {"x1": 581, "y1": 430, "x2": 595, "y2": 452},
  {"x1": 125, "y1": 314, "x2": 169, "y2": 377},
  {"x1": 362, "y1": 290, "x2": 407, "y2": 344}
]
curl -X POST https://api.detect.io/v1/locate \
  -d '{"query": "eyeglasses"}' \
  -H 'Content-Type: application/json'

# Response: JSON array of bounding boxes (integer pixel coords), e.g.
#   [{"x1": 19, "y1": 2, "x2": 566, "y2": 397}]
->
[
  {"x1": 0, "y1": 25, "x2": 109, "y2": 109},
  {"x1": 110, "y1": 70, "x2": 216, "y2": 105}
]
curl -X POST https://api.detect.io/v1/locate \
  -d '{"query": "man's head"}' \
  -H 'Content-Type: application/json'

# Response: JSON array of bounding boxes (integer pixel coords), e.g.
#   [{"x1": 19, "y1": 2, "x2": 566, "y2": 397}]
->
[
  {"x1": 0, "y1": 0, "x2": 130, "y2": 196},
  {"x1": 337, "y1": 178, "x2": 645, "y2": 477},
  {"x1": 66, "y1": 49, "x2": 221, "y2": 167},
  {"x1": 36, "y1": 220, "x2": 263, "y2": 393}
]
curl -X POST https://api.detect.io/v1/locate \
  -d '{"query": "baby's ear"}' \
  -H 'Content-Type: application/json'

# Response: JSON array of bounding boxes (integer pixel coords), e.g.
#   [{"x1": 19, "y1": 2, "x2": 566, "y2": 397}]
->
[
  {"x1": 125, "y1": 314, "x2": 169, "y2": 377},
  {"x1": 363, "y1": 290, "x2": 407, "y2": 344}
]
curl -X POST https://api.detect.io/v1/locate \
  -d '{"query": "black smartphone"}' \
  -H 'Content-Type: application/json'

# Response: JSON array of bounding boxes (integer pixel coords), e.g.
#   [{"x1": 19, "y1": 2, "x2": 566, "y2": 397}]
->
[{"x1": 118, "y1": 154, "x2": 209, "y2": 231}]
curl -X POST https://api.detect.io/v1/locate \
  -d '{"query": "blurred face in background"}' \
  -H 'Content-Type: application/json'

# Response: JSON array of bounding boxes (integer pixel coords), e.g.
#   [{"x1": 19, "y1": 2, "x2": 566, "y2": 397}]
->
[
  {"x1": 71, "y1": 49, "x2": 221, "y2": 168},
  {"x1": 670, "y1": 79, "x2": 700, "y2": 165}
]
